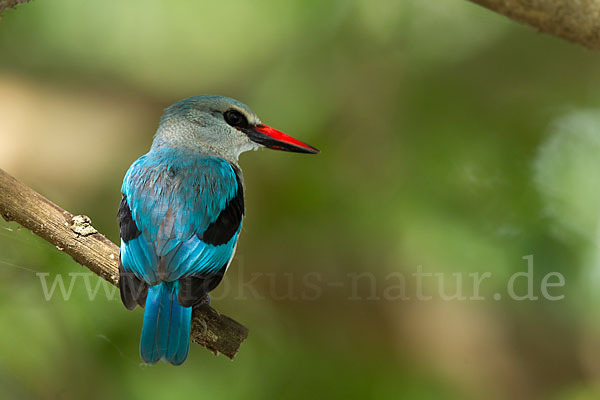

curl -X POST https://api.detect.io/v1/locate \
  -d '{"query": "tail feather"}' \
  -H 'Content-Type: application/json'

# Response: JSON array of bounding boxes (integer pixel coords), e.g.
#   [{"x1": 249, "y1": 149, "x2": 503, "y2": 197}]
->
[
  {"x1": 173, "y1": 304, "x2": 192, "y2": 364},
  {"x1": 140, "y1": 281, "x2": 192, "y2": 365}
]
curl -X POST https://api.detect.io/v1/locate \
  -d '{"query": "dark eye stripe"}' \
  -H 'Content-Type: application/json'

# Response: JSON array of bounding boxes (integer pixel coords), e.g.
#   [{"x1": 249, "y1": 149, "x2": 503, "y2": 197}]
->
[{"x1": 223, "y1": 109, "x2": 249, "y2": 128}]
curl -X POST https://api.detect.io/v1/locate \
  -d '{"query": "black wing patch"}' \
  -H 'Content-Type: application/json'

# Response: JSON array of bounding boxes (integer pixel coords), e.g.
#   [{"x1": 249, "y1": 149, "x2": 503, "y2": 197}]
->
[
  {"x1": 177, "y1": 265, "x2": 228, "y2": 307},
  {"x1": 117, "y1": 194, "x2": 145, "y2": 309},
  {"x1": 200, "y1": 165, "x2": 244, "y2": 245},
  {"x1": 117, "y1": 194, "x2": 142, "y2": 242},
  {"x1": 118, "y1": 257, "x2": 148, "y2": 310}
]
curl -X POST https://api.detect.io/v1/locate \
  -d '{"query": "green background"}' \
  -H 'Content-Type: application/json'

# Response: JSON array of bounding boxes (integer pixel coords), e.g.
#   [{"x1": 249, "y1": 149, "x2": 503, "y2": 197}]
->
[{"x1": 1, "y1": 1, "x2": 600, "y2": 399}]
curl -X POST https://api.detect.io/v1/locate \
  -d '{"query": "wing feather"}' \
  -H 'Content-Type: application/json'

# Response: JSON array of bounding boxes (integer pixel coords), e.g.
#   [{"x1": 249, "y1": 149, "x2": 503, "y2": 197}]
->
[{"x1": 119, "y1": 148, "x2": 243, "y2": 288}]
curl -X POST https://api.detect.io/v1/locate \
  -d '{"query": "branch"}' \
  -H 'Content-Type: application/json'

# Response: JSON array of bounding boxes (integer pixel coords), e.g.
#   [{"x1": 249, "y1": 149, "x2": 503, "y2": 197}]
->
[
  {"x1": 0, "y1": 0, "x2": 31, "y2": 13},
  {"x1": 468, "y1": 0, "x2": 600, "y2": 50},
  {"x1": 0, "y1": 168, "x2": 248, "y2": 359}
]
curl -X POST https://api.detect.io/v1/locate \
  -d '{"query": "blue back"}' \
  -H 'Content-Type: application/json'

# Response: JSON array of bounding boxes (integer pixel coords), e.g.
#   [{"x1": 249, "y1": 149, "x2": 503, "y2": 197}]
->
[{"x1": 120, "y1": 147, "x2": 242, "y2": 284}]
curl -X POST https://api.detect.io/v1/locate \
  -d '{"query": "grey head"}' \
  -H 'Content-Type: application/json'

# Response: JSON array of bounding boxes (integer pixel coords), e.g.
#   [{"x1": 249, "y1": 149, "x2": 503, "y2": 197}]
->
[{"x1": 152, "y1": 95, "x2": 319, "y2": 164}]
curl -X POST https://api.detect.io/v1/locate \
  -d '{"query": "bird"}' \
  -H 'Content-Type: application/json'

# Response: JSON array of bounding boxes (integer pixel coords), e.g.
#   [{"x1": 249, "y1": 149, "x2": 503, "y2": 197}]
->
[{"x1": 117, "y1": 95, "x2": 318, "y2": 365}]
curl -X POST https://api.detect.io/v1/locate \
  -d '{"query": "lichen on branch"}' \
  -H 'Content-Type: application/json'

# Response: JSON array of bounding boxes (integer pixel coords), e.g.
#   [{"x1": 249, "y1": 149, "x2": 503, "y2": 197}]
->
[{"x1": 0, "y1": 167, "x2": 248, "y2": 359}]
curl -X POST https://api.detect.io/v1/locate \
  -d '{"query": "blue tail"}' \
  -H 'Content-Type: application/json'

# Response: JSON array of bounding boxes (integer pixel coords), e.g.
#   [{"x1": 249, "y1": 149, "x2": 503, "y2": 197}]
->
[{"x1": 140, "y1": 281, "x2": 192, "y2": 365}]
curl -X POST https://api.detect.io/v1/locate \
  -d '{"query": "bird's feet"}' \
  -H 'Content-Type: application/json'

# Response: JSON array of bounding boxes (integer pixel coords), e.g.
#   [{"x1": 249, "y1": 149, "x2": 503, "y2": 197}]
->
[{"x1": 198, "y1": 293, "x2": 210, "y2": 306}]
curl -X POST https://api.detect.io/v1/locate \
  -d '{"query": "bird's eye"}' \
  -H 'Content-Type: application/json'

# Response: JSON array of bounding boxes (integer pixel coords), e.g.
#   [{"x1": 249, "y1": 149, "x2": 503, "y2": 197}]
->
[{"x1": 223, "y1": 110, "x2": 248, "y2": 128}]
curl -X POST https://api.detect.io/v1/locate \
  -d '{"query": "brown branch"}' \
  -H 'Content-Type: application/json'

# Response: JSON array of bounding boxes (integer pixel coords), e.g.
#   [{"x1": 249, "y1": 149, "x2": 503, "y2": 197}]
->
[
  {"x1": 0, "y1": 167, "x2": 248, "y2": 359},
  {"x1": 468, "y1": 0, "x2": 600, "y2": 50},
  {"x1": 0, "y1": 0, "x2": 31, "y2": 13}
]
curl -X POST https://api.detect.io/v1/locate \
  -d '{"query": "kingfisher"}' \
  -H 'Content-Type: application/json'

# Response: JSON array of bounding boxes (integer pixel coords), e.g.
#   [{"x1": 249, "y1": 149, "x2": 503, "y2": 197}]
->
[{"x1": 117, "y1": 95, "x2": 318, "y2": 365}]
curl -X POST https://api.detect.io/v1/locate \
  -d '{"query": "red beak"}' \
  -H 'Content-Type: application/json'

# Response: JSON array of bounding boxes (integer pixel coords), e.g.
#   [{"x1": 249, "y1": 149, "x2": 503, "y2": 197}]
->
[{"x1": 247, "y1": 124, "x2": 319, "y2": 154}]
